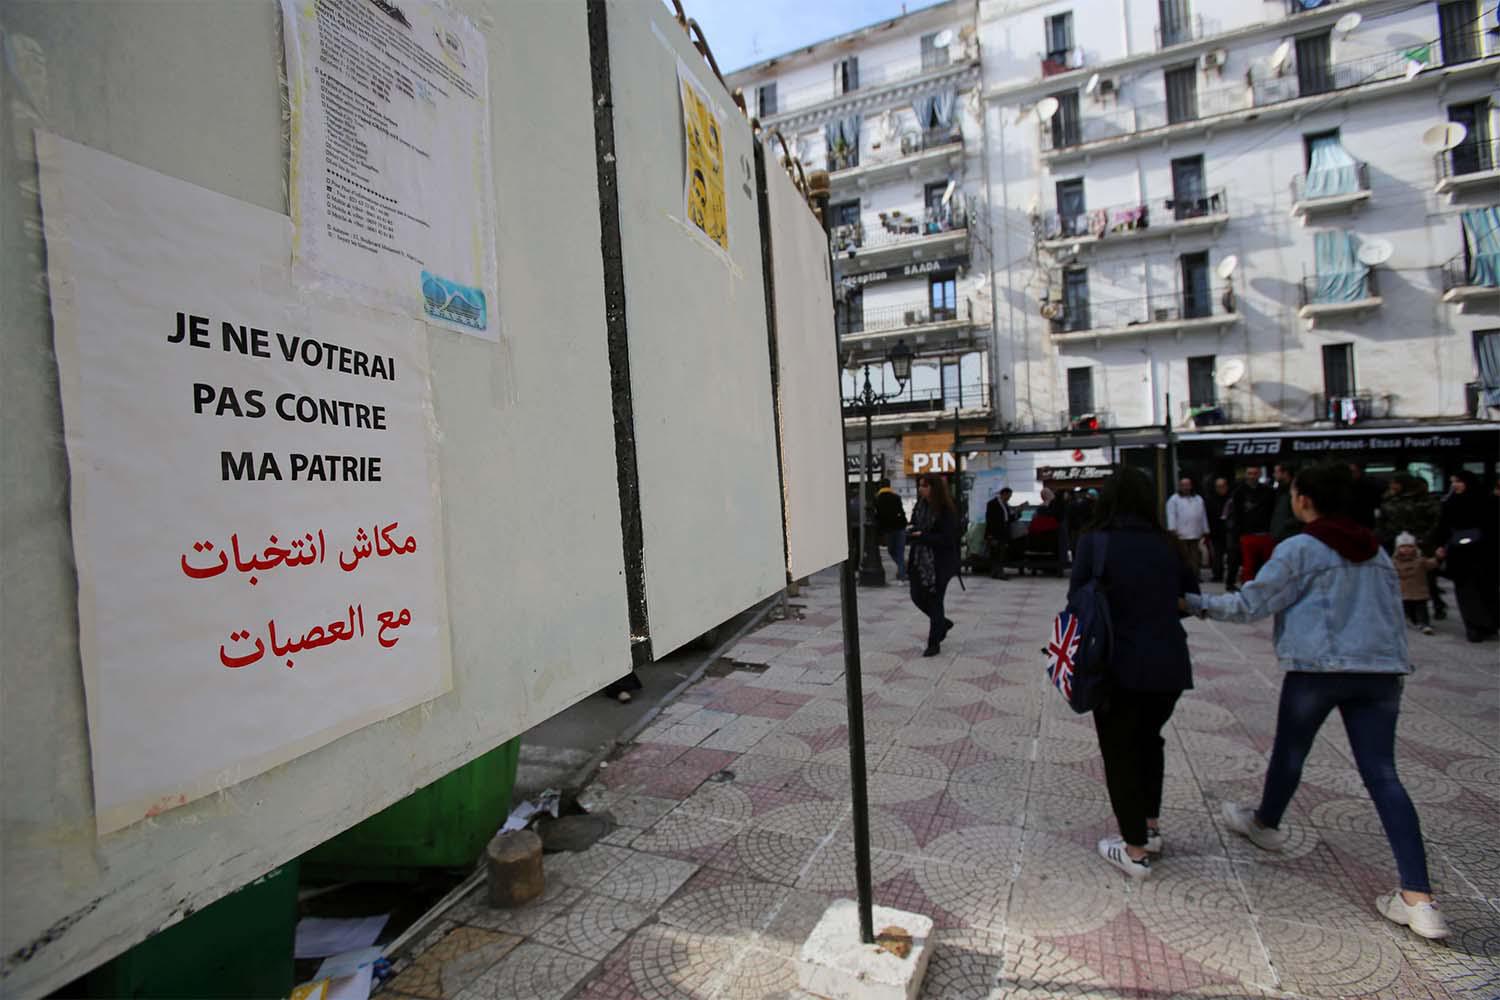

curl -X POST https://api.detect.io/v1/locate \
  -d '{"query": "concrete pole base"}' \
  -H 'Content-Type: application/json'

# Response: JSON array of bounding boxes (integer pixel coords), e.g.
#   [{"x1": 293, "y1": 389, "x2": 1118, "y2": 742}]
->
[
  {"x1": 796, "y1": 900, "x2": 933, "y2": 1000},
  {"x1": 485, "y1": 829, "x2": 544, "y2": 908}
]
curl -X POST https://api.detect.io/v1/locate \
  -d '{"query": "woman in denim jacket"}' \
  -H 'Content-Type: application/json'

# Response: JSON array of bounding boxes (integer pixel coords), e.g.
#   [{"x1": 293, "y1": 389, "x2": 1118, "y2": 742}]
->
[{"x1": 1183, "y1": 463, "x2": 1447, "y2": 940}]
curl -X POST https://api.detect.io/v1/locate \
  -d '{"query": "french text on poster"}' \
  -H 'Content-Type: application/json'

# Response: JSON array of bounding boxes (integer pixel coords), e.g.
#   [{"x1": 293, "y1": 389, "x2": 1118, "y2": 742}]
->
[
  {"x1": 36, "y1": 132, "x2": 452, "y2": 834},
  {"x1": 282, "y1": 0, "x2": 498, "y2": 339}
]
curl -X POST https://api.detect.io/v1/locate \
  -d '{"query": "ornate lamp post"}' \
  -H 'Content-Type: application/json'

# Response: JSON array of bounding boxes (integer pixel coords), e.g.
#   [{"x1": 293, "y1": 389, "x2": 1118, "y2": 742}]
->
[{"x1": 846, "y1": 340, "x2": 913, "y2": 587}]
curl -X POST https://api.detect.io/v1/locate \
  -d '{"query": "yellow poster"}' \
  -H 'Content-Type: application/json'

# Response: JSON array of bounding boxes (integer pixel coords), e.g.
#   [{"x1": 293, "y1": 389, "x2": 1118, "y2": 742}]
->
[{"x1": 679, "y1": 66, "x2": 729, "y2": 253}]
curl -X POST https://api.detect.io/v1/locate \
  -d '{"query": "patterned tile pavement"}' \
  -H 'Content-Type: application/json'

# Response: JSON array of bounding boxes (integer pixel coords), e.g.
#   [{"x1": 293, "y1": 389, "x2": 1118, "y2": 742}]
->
[{"x1": 380, "y1": 570, "x2": 1500, "y2": 999}]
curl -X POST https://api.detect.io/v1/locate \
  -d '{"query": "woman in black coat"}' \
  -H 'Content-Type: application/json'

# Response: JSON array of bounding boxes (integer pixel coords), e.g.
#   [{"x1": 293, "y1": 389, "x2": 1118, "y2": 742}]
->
[
  {"x1": 1434, "y1": 471, "x2": 1499, "y2": 642},
  {"x1": 1068, "y1": 466, "x2": 1199, "y2": 879},
  {"x1": 907, "y1": 474, "x2": 961, "y2": 657}
]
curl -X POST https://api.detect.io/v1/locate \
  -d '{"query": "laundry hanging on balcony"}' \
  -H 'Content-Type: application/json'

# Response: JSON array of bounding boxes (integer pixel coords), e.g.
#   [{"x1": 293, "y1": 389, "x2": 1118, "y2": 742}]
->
[
  {"x1": 1313, "y1": 230, "x2": 1369, "y2": 303},
  {"x1": 1303, "y1": 134, "x2": 1359, "y2": 199},
  {"x1": 912, "y1": 86, "x2": 958, "y2": 130},
  {"x1": 1460, "y1": 207, "x2": 1500, "y2": 287},
  {"x1": 823, "y1": 114, "x2": 863, "y2": 168}
]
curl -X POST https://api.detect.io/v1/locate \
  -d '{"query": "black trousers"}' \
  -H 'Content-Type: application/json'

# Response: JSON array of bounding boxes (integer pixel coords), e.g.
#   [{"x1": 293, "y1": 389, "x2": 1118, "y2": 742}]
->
[
  {"x1": 1403, "y1": 600, "x2": 1430, "y2": 627},
  {"x1": 909, "y1": 574, "x2": 952, "y2": 649},
  {"x1": 1093, "y1": 690, "x2": 1181, "y2": 847},
  {"x1": 1223, "y1": 533, "x2": 1241, "y2": 587}
]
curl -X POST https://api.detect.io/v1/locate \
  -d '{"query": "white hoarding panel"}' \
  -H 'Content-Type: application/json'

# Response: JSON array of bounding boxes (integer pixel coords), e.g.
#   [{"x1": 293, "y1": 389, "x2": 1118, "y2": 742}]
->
[
  {"x1": 765, "y1": 162, "x2": 848, "y2": 581},
  {"x1": 605, "y1": 0, "x2": 786, "y2": 655},
  {"x1": 37, "y1": 132, "x2": 453, "y2": 834},
  {"x1": 282, "y1": 0, "x2": 498, "y2": 339}
]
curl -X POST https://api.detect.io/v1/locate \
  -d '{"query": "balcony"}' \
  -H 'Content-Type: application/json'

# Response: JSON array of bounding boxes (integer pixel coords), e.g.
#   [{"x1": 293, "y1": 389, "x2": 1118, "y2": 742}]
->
[
  {"x1": 1055, "y1": 410, "x2": 1117, "y2": 433},
  {"x1": 1048, "y1": 288, "x2": 1239, "y2": 344},
  {"x1": 842, "y1": 379, "x2": 992, "y2": 428},
  {"x1": 1041, "y1": 48, "x2": 1499, "y2": 162},
  {"x1": 1155, "y1": 15, "x2": 1217, "y2": 49},
  {"x1": 1178, "y1": 398, "x2": 1246, "y2": 429},
  {"x1": 1297, "y1": 269, "x2": 1382, "y2": 327},
  {"x1": 759, "y1": 52, "x2": 977, "y2": 121},
  {"x1": 831, "y1": 202, "x2": 970, "y2": 273},
  {"x1": 1309, "y1": 391, "x2": 1392, "y2": 427},
  {"x1": 1284, "y1": 0, "x2": 1342, "y2": 14},
  {"x1": 1434, "y1": 137, "x2": 1500, "y2": 199},
  {"x1": 829, "y1": 127, "x2": 964, "y2": 192},
  {"x1": 1038, "y1": 188, "x2": 1229, "y2": 254},
  {"x1": 1441, "y1": 252, "x2": 1500, "y2": 311},
  {"x1": 838, "y1": 298, "x2": 984, "y2": 358},
  {"x1": 1290, "y1": 162, "x2": 1371, "y2": 220}
]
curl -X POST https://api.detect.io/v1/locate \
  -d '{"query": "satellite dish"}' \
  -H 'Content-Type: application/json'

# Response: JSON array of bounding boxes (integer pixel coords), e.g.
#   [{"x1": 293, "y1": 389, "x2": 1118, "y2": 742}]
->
[
  {"x1": 1358, "y1": 238, "x2": 1394, "y2": 266},
  {"x1": 1085, "y1": 73, "x2": 1101, "y2": 95},
  {"x1": 941, "y1": 179, "x2": 957, "y2": 206},
  {"x1": 1270, "y1": 41, "x2": 1292, "y2": 73},
  {"x1": 1422, "y1": 121, "x2": 1467, "y2": 151},
  {"x1": 1334, "y1": 12, "x2": 1362, "y2": 36},
  {"x1": 1216, "y1": 255, "x2": 1239, "y2": 280},
  {"x1": 1217, "y1": 359, "x2": 1246, "y2": 388},
  {"x1": 1036, "y1": 96, "x2": 1060, "y2": 121},
  {"x1": 933, "y1": 29, "x2": 954, "y2": 48}
]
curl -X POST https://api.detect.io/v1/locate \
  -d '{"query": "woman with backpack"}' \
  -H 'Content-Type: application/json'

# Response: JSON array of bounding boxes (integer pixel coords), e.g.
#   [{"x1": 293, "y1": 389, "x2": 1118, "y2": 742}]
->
[
  {"x1": 1184, "y1": 463, "x2": 1448, "y2": 940},
  {"x1": 1069, "y1": 466, "x2": 1200, "y2": 879},
  {"x1": 907, "y1": 474, "x2": 960, "y2": 657}
]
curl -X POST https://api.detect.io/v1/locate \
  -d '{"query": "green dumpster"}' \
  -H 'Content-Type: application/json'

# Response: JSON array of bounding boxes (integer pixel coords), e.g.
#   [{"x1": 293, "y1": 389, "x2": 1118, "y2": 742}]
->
[
  {"x1": 78, "y1": 861, "x2": 299, "y2": 999},
  {"x1": 301, "y1": 739, "x2": 520, "y2": 881}
]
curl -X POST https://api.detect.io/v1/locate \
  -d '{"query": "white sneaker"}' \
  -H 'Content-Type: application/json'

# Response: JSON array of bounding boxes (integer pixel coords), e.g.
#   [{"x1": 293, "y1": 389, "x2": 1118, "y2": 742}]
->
[
  {"x1": 1376, "y1": 891, "x2": 1450, "y2": 940},
  {"x1": 1221, "y1": 801, "x2": 1288, "y2": 851},
  {"x1": 1097, "y1": 836, "x2": 1152, "y2": 880},
  {"x1": 616, "y1": 691, "x2": 632, "y2": 703},
  {"x1": 1421, "y1": 626, "x2": 1435, "y2": 636},
  {"x1": 1144, "y1": 828, "x2": 1163, "y2": 855}
]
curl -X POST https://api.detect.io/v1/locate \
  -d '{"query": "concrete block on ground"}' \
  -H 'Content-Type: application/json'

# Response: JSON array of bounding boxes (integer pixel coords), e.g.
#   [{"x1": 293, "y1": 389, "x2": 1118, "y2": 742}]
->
[
  {"x1": 797, "y1": 899, "x2": 933, "y2": 1000},
  {"x1": 486, "y1": 829, "x2": 544, "y2": 908}
]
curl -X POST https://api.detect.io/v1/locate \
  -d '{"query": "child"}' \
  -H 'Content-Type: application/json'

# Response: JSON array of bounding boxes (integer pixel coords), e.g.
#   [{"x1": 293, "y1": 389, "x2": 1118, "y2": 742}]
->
[{"x1": 1392, "y1": 532, "x2": 1438, "y2": 635}]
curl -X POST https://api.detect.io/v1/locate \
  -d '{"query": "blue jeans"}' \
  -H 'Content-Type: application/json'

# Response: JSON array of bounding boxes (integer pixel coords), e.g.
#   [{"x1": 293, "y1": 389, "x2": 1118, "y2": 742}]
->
[
  {"x1": 1257, "y1": 672, "x2": 1431, "y2": 893},
  {"x1": 883, "y1": 530, "x2": 906, "y2": 580}
]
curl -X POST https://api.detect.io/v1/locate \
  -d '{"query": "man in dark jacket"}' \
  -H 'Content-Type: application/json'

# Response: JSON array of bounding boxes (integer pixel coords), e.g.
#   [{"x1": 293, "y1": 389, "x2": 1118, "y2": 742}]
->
[
  {"x1": 873, "y1": 478, "x2": 908, "y2": 581},
  {"x1": 1270, "y1": 463, "x2": 1301, "y2": 545},
  {"x1": 1348, "y1": 463, "x2": 1385, "y2": 530},
  {"x1": 1207, "y1": 476, "x2": 1231, "y2": 583},
  {"x1": 984, "y1": 487, "x2": 1012, "y2": 579},
  {"x1": 1231, "y1": 466, "x2": 1276, "y2": 584}
]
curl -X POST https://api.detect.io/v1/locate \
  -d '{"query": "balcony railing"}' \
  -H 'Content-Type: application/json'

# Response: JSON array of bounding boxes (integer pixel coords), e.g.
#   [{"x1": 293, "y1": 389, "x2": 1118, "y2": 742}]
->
[
  {"x1": 1310, "y1": 391, "x2": 1389, "y2": 427},
  {"x1": 1297, "y1": 267, "x2": 1380, "y2": 307},
  {"x1": 1049, "y1": 287, "x2": 1234, "y2": 335},
  {"x1": 1055, "y1": 410, "x2": 1116, "y2": 433},
  {"x1": 1289, "y1": 162, "x2": 1370, "y2": 203},
  {"x1": 842, "y1": 380, "x2": 990, "y2": 418},
  {"x1": 1043, "y1": 46, "x2": 1490, "y2": 153},
  {"x1": 1436, "y1": 136, "x2": 1500, "y2": 181},
  {"x1": 1442, "y1": 250, "x2": 1500, "y2": 292},
  {"x1": 841, "y1": 298, "x2": 975, "y2": 336},
  {"x1": 1285, "y1": 0, "x2": 1340, "y2": 14},
  {"x1": 831, "y1": 201, "x2": 968, "y2": 254},
  {"x1": 763, "y1": 51, "x2": 973, "y2": 117},
  {"x1": 1155, "y1": 15, "x2": 1217, "y2": 49},
  {"x1": 1179, "y1": 399, "x2": 1244, "y2": 427},
  {"x1": 1041, "y1": 188, "x2": 1228, "y2": 242}
]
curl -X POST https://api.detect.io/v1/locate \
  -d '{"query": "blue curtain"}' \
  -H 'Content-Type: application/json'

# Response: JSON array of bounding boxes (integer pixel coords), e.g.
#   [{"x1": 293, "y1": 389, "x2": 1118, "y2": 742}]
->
[
  {"x1": 1476, "y1": 333, "x2": 1500, "y2": 406},
  {"x1": 912, "y1": 94, "x2": 938, "y2": 129},
  {"x1": 933, "y1": 86, "x2": 958, "y2": 128},
  {"x1": 843, "y1": 113, "x2": 862, "y2": 150},
  {"x1": 1461, "y1": 207, "x2": 1500, "y2": 287},
  {"x1": 1303, "y1": 134, "x2": 1358, "y2": 199},
  {"x1": 1313, "y1": 231, "x2": 1369, "y2": 303}
]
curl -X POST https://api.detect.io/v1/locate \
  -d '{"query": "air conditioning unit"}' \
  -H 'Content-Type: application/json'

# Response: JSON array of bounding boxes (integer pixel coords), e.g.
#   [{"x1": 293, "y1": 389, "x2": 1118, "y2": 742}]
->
[
  {"x1": 1201, "y1": 48, "x2": 1229, "y2": 72},
  {"x1": 1154, "y1": 306, "x2": 1178, "y2": 322}
]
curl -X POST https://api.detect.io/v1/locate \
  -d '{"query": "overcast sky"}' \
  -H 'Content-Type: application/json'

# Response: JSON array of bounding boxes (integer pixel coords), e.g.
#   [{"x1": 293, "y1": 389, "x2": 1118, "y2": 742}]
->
[{"x1": 684, "y1": 0, "x2": 948, "y2": 73}]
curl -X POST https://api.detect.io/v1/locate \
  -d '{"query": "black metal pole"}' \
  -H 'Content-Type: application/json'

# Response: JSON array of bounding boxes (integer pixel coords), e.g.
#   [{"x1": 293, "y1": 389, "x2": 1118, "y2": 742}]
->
[
  {"x1": 810, "y1": 170, "x2": 876, "y2": 946},
  {"x1": 858, "y1": 374, "x2": 886, "y2": 587}
]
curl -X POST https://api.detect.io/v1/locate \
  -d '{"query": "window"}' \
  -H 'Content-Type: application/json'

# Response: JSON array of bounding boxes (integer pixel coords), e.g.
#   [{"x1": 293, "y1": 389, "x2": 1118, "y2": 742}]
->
[
  {"x1": 1302, "y1": 128, "x2": 1339, "y2": 169},
  {"x1": 1448, "y1": 100, "x2": 1495, "y2": 176},
  {"x1": 1438, "y1": 1, "x2": 1480, "y2": 66},
  {"x1": 1170, "y1": 155, "x2": 1206, "y2": 220},
  {"x1": 1067, "y1": 366, "x2": 1095, "y2": 417},
  {"x1": 920, "y1": 32, "x2": 951, "y2": 71},
  {"x1": 831, "y1": 200, "x2": 860, "y2": 228},
  {"x1": 929, "y1": 271, "x2": 958, "y2": 322},
  {"x1": 1051, "y1": 91, "x2": 1082, "y2": 148},
  {"x1": 835, "y1": 57, "x2": 859, "y2": 95},
  {"x1": 1180, "y1": 251, "x2": 1211, "y2": 318},
  {"x1": 1045, "y1": 12, "x2": 1075, "y2": 62},
  {"x1": 756, "y1": 83, "x2": 777, "y2": 117},
  {"x1": 1322, "y1": 344, "x2": 1355, "y2": 399},
  {"x1": 1295, "y1": 32, "x2": 1333, "y2": 96},
  {"x1": 1061, "y1": 267, "x2": 1090, "y2": 332},
  {"x1": 942, "y1": 360, "x2": 961, "y2": 406},
  {"x1": 1188, "y1": 355, "x2": 1217, "y2": 408},
  {"x1": 1165, "y1": 64, "x2": 1199, "y2": 124},
  {"x1": 1158, "y1": 0, "x2": 1192, "y2": 46},
  {"x1": 1056, "y1": 178, "x2": 1086, "y2": 236},
  {"x1": 925, "y1": 181, "x2": 949, "y2": 219},
  {"x1": 836, "y1": 287, "x2": 863, "y2": 336}
]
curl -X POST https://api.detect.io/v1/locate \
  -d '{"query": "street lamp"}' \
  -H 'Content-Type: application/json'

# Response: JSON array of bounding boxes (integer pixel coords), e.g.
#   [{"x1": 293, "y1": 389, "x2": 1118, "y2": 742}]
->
[{"x1": 846, "y1": 339, "x2": 913, "y2": 587}]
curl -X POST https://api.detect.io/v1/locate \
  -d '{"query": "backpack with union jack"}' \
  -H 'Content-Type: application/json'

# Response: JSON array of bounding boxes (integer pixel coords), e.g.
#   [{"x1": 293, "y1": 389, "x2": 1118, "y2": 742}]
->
[{"x1": 1045, "y1": 532, "x2": 1113, "y2": 713}]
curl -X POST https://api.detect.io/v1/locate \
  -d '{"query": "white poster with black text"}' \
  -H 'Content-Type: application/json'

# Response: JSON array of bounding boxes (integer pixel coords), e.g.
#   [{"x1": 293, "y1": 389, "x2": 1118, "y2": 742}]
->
[
  {"x1": 282, "y1": 0, "x2": 498, "y2": 339},
  {"x1": 36, "y1": 132, "x2": 452, "y2": 834}
]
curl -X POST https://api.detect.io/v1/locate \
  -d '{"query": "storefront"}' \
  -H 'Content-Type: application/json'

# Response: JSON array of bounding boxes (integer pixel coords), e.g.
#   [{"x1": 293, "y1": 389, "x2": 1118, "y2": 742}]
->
[{"x1": 1175, "y1": 425, "x2": 1500, "y2": 492}]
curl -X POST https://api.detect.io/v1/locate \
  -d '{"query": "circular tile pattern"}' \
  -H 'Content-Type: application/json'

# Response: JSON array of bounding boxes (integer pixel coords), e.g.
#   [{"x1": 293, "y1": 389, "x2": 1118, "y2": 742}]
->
[
  {"x1": 947, "y1": 780, "x2": 1026, "y2": 824},
  {"x1": 723, "y1": 753, "x2": 802, "y2": 787},
  {"x1": 753, "y1": 800, "x2": 846, "y2": 840},
  {"x1": 970, "y1": 714, "x2": 1039, "y2": 749},
  {"x1": 998, "y1": 932, "x2": 1127, "y2": 998},
  {"x1": 913, "y1": 855, "x2": 1012, "y2": 930},
  {"x1": 918, "y1": 929, "x2": 1005, "y2": 1000},
  {"x1": 632, "y1": 808, "x2": 741, "y2": 855},
  {"x1": 925, "y1": 679, "x2": 989, "y2": 709},
  {"x1": 658, "y1": 880, "x2": 784, "y2": 937},
  {"x1": 1257, "y1": 919, "x2": 1404, "y2": 998},
  {"x1": 1398, "y1": 713, "x2": 1480, "y2": 753},
  {"x1": 953, "y1": 757, "x2": 1031, "y2": 792},
  {"x1": 1169, "y1": 698, "x2": 1240, "y2": 732},
  {"x1": 676, "y1": 783, "x2": 755, "y2": 825},
  {"x1": 627, "y1": 923, "x2": 735, "y2": 1000},
  {"x1": 1022, "y1": 792, "x2": 1114, "y2": 832},
  {"x1": 1446, "y1": 756, "x2": 1500, "y2": 800},
  {"x1": 877, "y1": 746, "x2": 953, "y2": 781},
  {"x1": 748, "y1": 731, "x2": 814, "y2": 761},
  {"x1": 796, "y1": 840, "x2": 910, "y2": 893}
]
